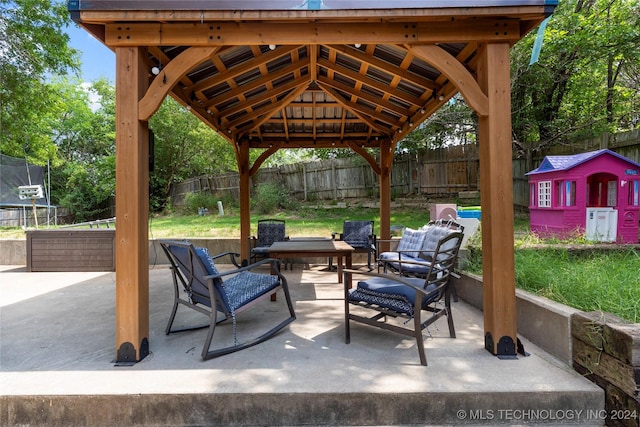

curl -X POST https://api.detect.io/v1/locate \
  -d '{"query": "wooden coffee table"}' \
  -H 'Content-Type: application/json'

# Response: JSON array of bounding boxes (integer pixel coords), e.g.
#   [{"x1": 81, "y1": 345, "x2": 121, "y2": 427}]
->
[{"x1": 269, "y1": 240, "x2": 354, "y2": 286}]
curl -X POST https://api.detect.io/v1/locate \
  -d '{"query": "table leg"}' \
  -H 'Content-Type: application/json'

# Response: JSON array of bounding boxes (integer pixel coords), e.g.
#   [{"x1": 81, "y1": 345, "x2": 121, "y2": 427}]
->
[
  {"x1": 346, "y1": 252, "x2": 352, "y2": 289},
  {"x1": 337, "y1": 255, "x2": 343, "y2": 283},
  {"x1": 268, "y1": 255, "x2": 280, "y2": 302}
]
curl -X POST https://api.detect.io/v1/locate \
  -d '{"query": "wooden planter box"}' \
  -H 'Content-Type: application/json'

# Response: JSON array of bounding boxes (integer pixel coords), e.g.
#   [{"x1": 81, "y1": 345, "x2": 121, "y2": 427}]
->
[{"x1": 26, "y1": 229, "x2": 115, "y2": 272}]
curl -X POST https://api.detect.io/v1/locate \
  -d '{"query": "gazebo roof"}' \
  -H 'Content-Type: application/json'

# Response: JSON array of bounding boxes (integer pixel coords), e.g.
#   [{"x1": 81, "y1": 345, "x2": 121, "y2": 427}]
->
[{"x1": 69, "y1": 0, "x2": 555, "y2": 150}]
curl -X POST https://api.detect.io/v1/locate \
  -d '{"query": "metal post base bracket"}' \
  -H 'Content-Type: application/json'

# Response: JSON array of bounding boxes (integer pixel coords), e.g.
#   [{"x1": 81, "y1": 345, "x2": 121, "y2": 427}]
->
[
  {"x1": 485, "y1": 333, "x2": 529, "y2": 359},
  {"x1": 114, "y1": 338, "x2": 149, "y2": 366}
]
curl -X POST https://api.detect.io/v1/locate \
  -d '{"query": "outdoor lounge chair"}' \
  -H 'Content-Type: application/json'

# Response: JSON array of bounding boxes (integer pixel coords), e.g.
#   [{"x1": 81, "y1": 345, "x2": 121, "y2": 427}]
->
[
  {"x1": 159, "y1": 240, "x2": 296, "y2": 360},
  {"x1": 376, "y1": 227, "x2": 428, "y2": 273},
  {"x1": 379, "y1": 219, "x2": 464, "y2": 278},
  {"x1": 343, "y1": 229, "x2": 463, "y2": 365},
  {"x1": 248, "y1": 219, "x2": 287, "y2": 264},
  {"x1": 330, "y1": 220, "x2": 377, "y2": 270}
]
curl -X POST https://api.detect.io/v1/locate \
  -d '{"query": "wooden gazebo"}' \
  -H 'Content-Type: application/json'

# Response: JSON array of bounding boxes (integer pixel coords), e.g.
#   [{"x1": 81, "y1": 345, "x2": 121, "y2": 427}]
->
[{"x1": 68, "y1": 0, "x2": 557, "y2": 364}]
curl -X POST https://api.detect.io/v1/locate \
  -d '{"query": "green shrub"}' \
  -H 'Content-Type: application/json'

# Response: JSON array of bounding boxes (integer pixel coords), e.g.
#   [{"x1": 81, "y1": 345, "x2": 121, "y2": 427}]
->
[
  {"x1": 253, "y1": 183, "x2": 296, "y2": 214},
  {"x1": 183, "y1": 192, "x2": 218, "y2": 214}
]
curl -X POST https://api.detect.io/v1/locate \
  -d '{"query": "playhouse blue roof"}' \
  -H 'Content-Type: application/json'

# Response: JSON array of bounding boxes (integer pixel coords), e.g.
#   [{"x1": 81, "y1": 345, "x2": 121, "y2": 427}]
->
[{"x1": 526, "y1": 149, "x2": 640, "y2": 175}]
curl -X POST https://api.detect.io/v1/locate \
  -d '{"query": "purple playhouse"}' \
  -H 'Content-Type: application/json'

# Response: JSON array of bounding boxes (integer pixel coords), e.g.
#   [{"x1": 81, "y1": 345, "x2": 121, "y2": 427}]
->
[{"x1": 527, "y1": 149, "x2": 640, "y2": 243}]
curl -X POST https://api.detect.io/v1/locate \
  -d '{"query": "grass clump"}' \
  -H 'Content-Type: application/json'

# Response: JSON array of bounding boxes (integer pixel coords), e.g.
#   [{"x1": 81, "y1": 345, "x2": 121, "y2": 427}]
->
[{"x1": 514, "y1": 248, "x2": 639, "y2": 323}]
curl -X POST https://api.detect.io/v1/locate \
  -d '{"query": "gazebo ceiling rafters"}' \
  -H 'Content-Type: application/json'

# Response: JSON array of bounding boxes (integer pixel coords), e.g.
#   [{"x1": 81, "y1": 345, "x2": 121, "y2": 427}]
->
[
  {"x1": 143, "y1": 40, "x2": 468, "y2": 148},
  {"x1": 71, "y1": 4, "x2": 553, "y2": 150}
]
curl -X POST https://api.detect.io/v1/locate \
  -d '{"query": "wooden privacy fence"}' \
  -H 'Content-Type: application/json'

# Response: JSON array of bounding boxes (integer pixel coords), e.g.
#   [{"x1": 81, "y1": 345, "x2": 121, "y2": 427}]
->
[
  {"x1": 171, "y1": 129, "x2": 640, "y2": 210},
  {"x1": 171, "y1": 147, "x2": 481, "y2": 208}
]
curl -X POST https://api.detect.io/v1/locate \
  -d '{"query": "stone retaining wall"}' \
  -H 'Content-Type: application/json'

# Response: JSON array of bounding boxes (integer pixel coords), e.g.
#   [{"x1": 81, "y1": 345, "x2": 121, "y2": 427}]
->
[{"x1": 572, "y1": 311, "x2": 640, "y2": 427}]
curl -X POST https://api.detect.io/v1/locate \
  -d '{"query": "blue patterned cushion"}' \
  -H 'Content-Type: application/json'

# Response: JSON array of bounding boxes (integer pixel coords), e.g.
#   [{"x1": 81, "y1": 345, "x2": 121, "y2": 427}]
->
[
  {"x1": 420, "y1": 225, "x2": 460, "y2": 261},
  {"x1": 222, "y1": 271, "x2": 280, "y2": 311},
  {"x1": 256, "y1": 222, "x2": 285, "y2": 247},
  {"x1": 383, "y1": 254, "x2": 434, "y2": 275},
  {"x1": 358, "y1": 276, "x2": 425, "y2": 302},
  {"x1": 379, "y1": 252, "x2": 416, "y2": 262},
  {"x1": 194, "y1": 246, "x2": 220, "y2": 275},
  {"x1": 349, "y1": 277, "x2": 439, "y2": 315},
  {"x1": 396, "y1": 228, "x2": 426, "y2": 252}
]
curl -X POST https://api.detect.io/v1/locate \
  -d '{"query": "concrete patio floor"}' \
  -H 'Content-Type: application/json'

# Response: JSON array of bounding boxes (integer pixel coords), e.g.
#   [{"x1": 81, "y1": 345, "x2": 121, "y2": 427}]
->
[{"x1": 0, "y1": 263, "x2": 604, "y2": 426}]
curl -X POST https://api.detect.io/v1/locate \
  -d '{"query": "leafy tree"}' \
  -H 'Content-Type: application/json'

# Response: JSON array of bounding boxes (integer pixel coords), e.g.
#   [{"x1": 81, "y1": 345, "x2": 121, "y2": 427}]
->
[
  {"x1": 58, "y1": 155, "x2": 115, "y2": 221},
  {"x1": 0, "y1": 0, "x2": 80, "y2": 162},
  {"x1": 399, "y1": 96, "x2": 476, "y2": 154},
  {"x1": 44, "y1": 78, "x2": 116, "y2": 221},
  {"x1": 510, "y1": 0, "x2": 640, "y2": 166},
  {"x1": 398, "y1": 0, "x2": 639, "y2": 163},
  {"x1": 149, "y1": 97, "x2": 238, "y2": 211}
]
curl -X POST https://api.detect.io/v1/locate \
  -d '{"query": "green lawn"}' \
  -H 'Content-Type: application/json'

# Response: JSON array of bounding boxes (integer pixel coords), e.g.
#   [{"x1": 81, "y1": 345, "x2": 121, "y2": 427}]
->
[
  {"x1": 149, "y1": 205, "x2": 433, "y2": 239},
  {"x1": 1, "y1": 205, "x2": 432, "y2": 240}
]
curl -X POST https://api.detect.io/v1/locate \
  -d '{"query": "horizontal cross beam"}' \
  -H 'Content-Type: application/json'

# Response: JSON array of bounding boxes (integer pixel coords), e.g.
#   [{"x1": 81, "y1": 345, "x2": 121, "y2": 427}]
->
[{"x1": 104, "y1": 20, "x2": 521, "y2": 46}]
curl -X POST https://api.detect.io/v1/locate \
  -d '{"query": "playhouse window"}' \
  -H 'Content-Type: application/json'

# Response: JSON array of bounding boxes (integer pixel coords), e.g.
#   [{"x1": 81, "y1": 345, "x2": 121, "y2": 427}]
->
[
  {"x1": 629, "y1": 180, "x2": 639, "y2": 206},
  {"x1": 538, "y1": 181, "x2": 551, "y2": 207},
  {"x1": 556, "y1": 180, "x2": 576, "y2": 207},
  {"x1": 530, "y1": 183, "x2": 536, "y2": 206}
]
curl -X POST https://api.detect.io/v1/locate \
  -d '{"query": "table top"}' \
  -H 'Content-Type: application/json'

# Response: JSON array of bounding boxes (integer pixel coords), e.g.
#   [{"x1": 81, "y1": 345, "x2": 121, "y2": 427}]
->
[{"x1": 269, "y1": 240, "x2": 354, "y2": 254}]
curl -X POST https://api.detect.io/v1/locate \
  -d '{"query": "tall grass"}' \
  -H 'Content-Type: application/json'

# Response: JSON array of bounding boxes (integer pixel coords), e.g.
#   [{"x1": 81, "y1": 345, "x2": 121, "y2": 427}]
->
[
  {"x1": 515, "y1": 248, "x2": 639, "y2": 323},
  {"x1": 465, "y1": 238, "x2": 640, "y2": 323}
]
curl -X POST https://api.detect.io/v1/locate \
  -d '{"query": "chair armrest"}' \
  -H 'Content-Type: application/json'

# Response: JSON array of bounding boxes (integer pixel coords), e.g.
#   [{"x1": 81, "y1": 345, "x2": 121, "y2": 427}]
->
[
  {"x1": 375, "y1": 238, "x2": 400, "y2": 253},
  {"x1": 204, "y1": 257, "x2": 283, "y2": 280},
  {"x1": 209, "y1": 251, "x2": 241, "y2": 268}
]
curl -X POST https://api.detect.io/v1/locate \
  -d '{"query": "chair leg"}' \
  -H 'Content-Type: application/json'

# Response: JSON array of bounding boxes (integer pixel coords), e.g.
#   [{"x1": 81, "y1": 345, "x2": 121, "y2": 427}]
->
[
  {"x1": 451, "y1": 280, "x2": 459, "y2": 302},
  {"x1": 201, "y1": 283, "x2": 296, "y2": 361},
  {"x1": 201, "y1": 311, "x2": 219, "y2": 359},
  {"x1": 165, "y1": 298, "x2": 180, "y2": 335},
  {"x1": 344, "y1": 284, "x2": 351, "y2": 344},
  {"x1": 165, "y1": 272, "x2": 181, "y2": 334},
  {"x1": 414, "y1": 313, "x2": 428, "y2": 366},
  {"x1": 281, "y1": 276, "x2": 296, "y2": 320},
  {"x1": 445, "y1": 301, "x2": 456, "y2": 338}
]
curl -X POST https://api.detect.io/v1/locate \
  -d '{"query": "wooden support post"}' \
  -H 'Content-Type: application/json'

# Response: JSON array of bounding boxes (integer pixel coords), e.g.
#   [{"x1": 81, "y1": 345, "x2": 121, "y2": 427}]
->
[
  {"x1": 476, "y1": 42, "x2": 519, "y2": 357},
  {"x1": 238, "y1": 142, "x2": 251, "y2": 263},
  {"x1": 114, "y1": 46, "x2": 150, "y2": 364},
  {"x1": 379, "y1": 140, "x2": 392, "y2": 248}
]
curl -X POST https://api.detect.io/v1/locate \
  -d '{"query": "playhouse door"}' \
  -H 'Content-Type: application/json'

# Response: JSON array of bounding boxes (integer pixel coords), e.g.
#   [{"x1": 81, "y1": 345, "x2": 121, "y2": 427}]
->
[
  {"x1": 586, "y1": 172, "x2": 618, "y2": 242},
  {"x1": 586, "y1": 172, "x2": 617, "y2": 207},
  {"x1": 586, "y1": 207, "x2": 617, "y2": 242}
]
